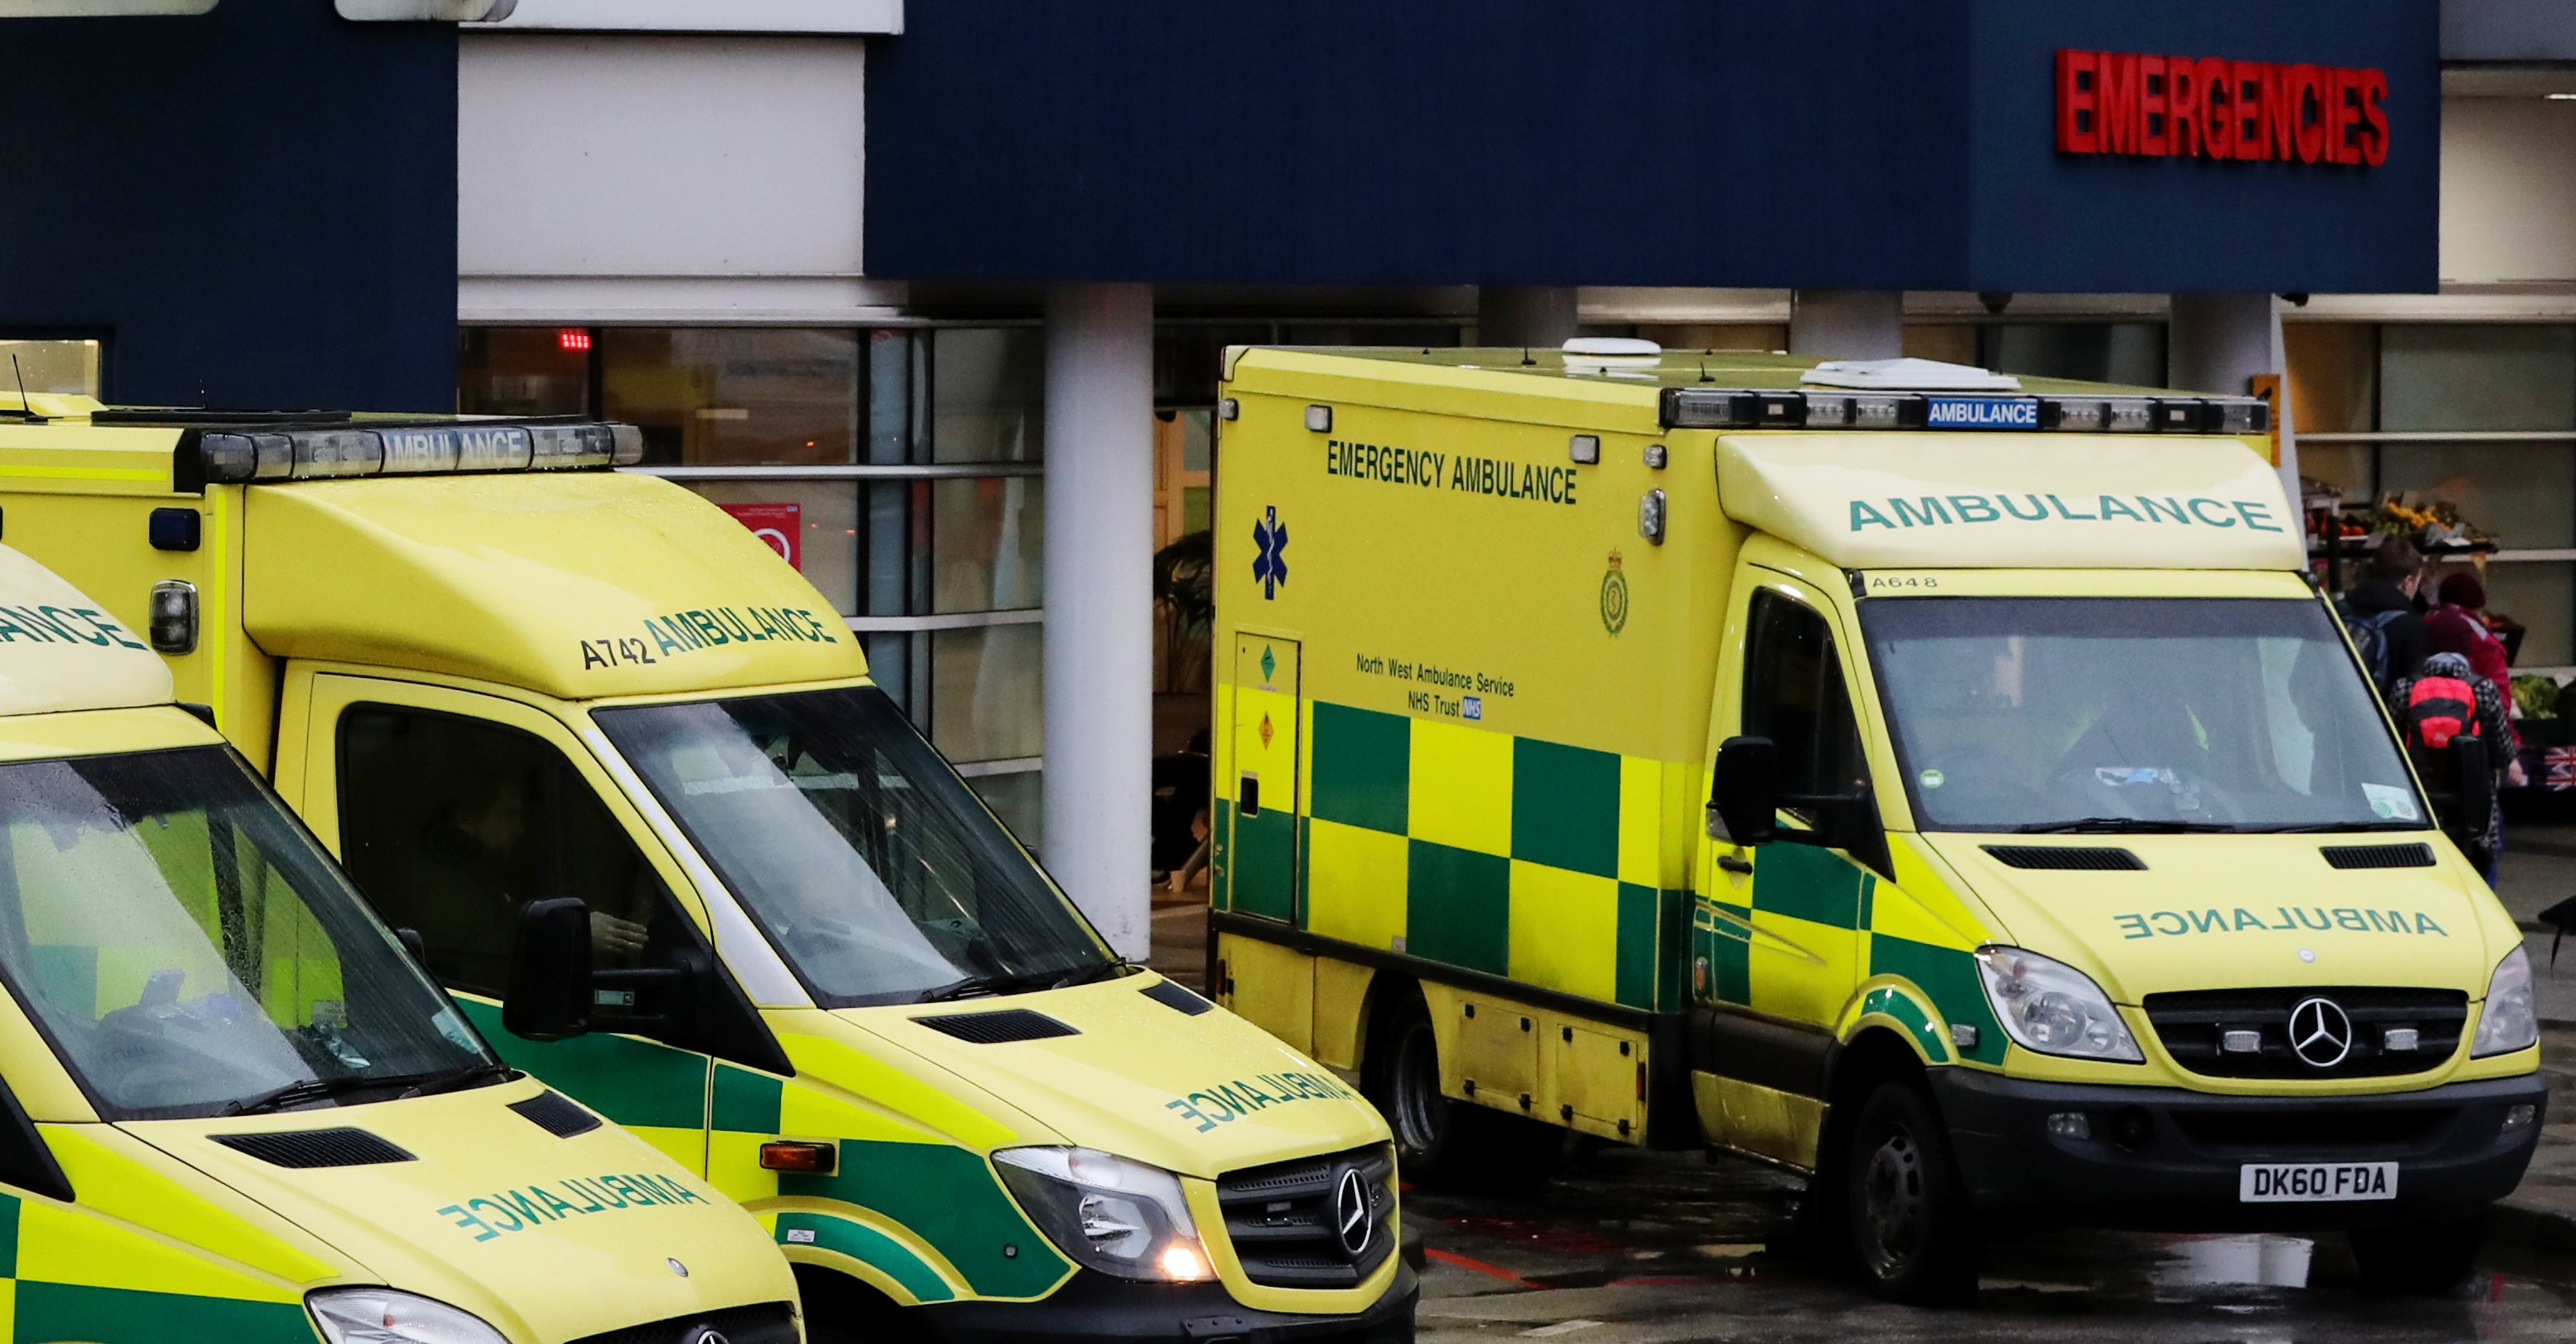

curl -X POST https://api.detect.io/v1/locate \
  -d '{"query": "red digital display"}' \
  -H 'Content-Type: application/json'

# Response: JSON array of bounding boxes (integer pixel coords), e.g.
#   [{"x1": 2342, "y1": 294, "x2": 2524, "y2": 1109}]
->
[
  {"x1": 557, "y1": 329, "x2": 593, "y2": 352},
  {"x1": 2056, "y1": 50, "x2": 2388, "y2": 167}
]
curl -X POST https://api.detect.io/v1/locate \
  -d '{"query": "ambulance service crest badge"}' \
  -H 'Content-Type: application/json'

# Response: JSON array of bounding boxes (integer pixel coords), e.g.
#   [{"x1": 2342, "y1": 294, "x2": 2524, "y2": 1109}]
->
[{"x1": 1600, "y1": 551, "x2": 1629, "y2": 635}]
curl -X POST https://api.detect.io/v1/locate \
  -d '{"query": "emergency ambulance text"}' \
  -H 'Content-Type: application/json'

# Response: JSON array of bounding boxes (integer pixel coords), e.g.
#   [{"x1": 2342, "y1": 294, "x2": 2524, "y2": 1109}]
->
[
  {"x1": 2113, "y1": 906, "x2": 2448, "y2": 939},
  {"x1": 1326, "y1": 438, "x2": 1578, "y2": 507}
]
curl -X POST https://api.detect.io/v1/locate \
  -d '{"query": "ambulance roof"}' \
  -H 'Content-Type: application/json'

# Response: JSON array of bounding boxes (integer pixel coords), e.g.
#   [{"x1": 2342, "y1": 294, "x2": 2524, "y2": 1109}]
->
[
  {"x1": 1232, "y1": 345, "x2": 2165, "y2": 397},
  {"x1": 244, "y1": 472, "x2": 865, "y2": 700},
  {"x1": 0, "y1": 544, "x2": 173, "y2": 716}
]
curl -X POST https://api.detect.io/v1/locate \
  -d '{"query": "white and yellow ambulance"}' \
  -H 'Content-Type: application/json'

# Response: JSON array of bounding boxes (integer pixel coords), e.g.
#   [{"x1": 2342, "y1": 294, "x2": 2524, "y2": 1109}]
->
[
  {"x1": 0, "y1": 537, "x2": 798, "y2": 1343},
  {"x1": 0, "y1": 399, "x2": 1412, "y2": 1342},
  {"x1": 1208, "y1": 343, "x2": 2544, "y2": 1302}
]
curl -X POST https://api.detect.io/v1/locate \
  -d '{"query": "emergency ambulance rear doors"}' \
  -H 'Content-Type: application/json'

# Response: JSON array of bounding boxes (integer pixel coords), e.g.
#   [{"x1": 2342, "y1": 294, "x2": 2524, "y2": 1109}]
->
[{"x1": 281, "y1": 670, "x2": 796, "y2": 1179}]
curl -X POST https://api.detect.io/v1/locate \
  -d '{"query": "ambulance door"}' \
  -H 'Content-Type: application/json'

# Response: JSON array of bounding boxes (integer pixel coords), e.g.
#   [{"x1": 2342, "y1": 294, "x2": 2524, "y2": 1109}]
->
[
  {"x1": 1226, "y1": 635, "x2": 1303, "y2": 924},
  {"x1": 1690, "y1": 577, "x2": 1875, "y2": 1166},
  {"x1": 292, "y1": 674, "x2": 722, "y2": 1176}
]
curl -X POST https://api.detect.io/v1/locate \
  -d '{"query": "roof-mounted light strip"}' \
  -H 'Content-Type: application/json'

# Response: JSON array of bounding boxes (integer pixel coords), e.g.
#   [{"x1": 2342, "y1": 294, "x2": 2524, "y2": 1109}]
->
[
  {"x1": 198, "y1": 421, "x2": 644, "y2": 484},
  {"x1": 1659, "y1": 387, "x2": 2269, "y2": 436}
]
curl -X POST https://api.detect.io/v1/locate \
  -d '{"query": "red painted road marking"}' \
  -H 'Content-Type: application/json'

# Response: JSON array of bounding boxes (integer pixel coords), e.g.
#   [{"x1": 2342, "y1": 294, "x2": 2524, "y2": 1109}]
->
[{"x1": 1425, "y1": 1247, "x2": 1539, "y2": 1288}]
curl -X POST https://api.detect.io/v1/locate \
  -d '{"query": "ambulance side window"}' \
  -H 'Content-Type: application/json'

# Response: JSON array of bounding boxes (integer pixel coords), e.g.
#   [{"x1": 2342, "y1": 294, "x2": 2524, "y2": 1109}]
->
[
  {"x1": 1742, "y1": 589, "x2": 1869, "y2": 811},
  {"x1": 334, "y1": 705, "x2": 687, "y2": 1001}
]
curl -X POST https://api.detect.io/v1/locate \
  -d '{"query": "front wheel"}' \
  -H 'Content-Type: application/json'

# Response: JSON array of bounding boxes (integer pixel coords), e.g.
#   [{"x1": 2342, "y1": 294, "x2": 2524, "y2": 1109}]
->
[
  {"x1": 1844, "y1": 1079, "x2": 1980, "y2": 1305},
  {"x1": 2349, "y1": 1214, "x2": 2486, "y2": 1295}
]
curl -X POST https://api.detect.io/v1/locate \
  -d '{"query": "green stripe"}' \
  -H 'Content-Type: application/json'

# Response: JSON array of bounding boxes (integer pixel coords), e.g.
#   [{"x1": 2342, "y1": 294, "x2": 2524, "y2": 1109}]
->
[
  {"x1": 1862, "y1": 985, "x2": 1952, "y2": 1064},
  {"x1": 13, "y1": 1282, "x2": 308, "y2": 1343},
  {"x1": 457, "y1": 998, "x2": 708, "y2": 1130},
  {"x1": 1310, "y1": 702, "x2": 1408, "y2": 835},
  {"x1": 0, "y1": 1192, "x2": 17, "y2": 1278},
  {"x1": 1867, "y1": 935, "x2": 2004, "y2": 1065},
  {"x1": 1230, "y1": 804, "x2": 1296, "y2": 921},
  {"x1": 714, "y1": 1064, "x2": 784, "y2": 1133},
  {"x1": 777, "y1": 1211, "x2": 955, "y2": 1303},
  {"x1": 1510, "y1": 738, "x2": 1620, "y2": 879},
  {"x1": 1405, "y1": 840, "x2": 1510, "y2": 976},
  {"x1": 1613, "y1": 883, "x2": 1659, "y2": 1010},
  {"x1": 780, "y1": 1139, "x2": 1068, "y2": 1298},
  {"x1": 1212, "y1": 799, "x2": 1235, "y2": 912},
  {"x1": 1749, "y1": 845, "x2": 1864, "y2": 929},
  {"x1": 1697, "y1": 901, "x2": 1754, "y2": 1006}
]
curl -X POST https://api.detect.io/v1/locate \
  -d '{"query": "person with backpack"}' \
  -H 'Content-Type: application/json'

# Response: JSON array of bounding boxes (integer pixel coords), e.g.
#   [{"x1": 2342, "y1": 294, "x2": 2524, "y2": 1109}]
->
[
  {"x1": 2338, "y1": 538, "x2": 2427, "y2": 704},
  {"x1": 2389, "y1": 650, "x2": 2520, "y2": 883}
]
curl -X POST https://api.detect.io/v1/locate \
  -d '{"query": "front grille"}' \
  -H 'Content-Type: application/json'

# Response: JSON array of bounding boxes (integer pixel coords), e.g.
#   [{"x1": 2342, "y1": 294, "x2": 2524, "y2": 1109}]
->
[
  {"x1": 211, "y1": 1127, "x2": 414, "y2": 1169},
  {"x1": 570, "y1": 1303, "x2": 798, "y2": 1344},
  {"x1": 2172, "y1": 1106, "x2": 2456, "y2": 1157},
  {"x1": 2320, "y1": 843, "x2": 2436, "y2": 869},
  {"x1": 908, "y1": 1009, "x2": 1078, "y2": 1044},
  {"x1": 1980, "y1": 845, "x2": 2144, "y2": 871},
  {"x1": 2144, "y1": 986, "x2": 2468, "y2": 1079},
  {"x1": 1214, "y1": 1144, "x2": 1397, "y2": 1289}
]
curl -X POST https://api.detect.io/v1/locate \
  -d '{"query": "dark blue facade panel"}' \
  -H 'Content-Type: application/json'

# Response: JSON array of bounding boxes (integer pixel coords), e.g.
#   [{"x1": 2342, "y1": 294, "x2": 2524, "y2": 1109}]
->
[
  {"x1": 0, "y1": 6, "x2": 456, "y2": 411},
  {"x1": 867, "y1": 0, "x2": 2436, "y2": 294}
]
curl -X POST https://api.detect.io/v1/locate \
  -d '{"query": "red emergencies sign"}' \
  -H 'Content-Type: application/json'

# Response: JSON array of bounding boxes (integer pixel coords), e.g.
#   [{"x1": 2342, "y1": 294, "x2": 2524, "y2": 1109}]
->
[
  {"x1": 2056, "y1": 50, "x2": 2388, "y2": 168},
  {"x1": 717, "y1": 501, "x2": 802, "y2": 570}
]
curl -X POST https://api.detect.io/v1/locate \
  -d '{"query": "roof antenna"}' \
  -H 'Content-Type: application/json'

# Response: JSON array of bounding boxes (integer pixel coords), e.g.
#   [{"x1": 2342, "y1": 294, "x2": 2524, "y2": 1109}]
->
[
  {"x1": 8, "y1": 356, "x2": 47, "y2": 424},
  {"x1": 1520, "y1": 347, "x2": 1535, "y2": 367},
  {"x1": 1698, "y1": 360, "x2": 1715, "y2": 384}
]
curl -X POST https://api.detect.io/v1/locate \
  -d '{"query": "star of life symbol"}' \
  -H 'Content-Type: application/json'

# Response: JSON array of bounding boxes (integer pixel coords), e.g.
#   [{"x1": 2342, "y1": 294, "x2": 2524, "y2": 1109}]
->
[{"x1": 1252, "y1": 506, "x2": 1289, "y2": 599}]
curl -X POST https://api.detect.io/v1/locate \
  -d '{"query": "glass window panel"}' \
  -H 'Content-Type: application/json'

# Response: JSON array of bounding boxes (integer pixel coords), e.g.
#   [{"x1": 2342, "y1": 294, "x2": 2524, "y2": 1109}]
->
[
  {"x1": 1979, "y1": 324, "x2": 2168, "y2": 386},
  {"x1": 678, "y1": 480, "x2": 860, "y2": 616},
  {"x1": 863, "y1": 632, "x2": 911, "y2": 716},
  {"x1": 2379, "y1": 325, "x2": 2576, "y2": 432},
  {"x1": 1183, "y1": 486, "x2": 1212, "y2": 538},
  {"x1": 968, "y1": 768, "x2": 1044, "y2": 853},
  {"x1": 2378, "y1": 444, "x2": 2575, "y2": 550},
  {"x1": 602, "y1": 328, "x2": 858, "y2": 467},
  {"x1": 866, "y1": 329, "x2": 915, "y2": 465},
  {"x1": 931, "y1": 329, "x2": 1043, "y2": 463},
  {"x1": 2467, "y1": 563, "x2": 2572, "y2": 670},
  {"x1": 2298, "y1": 444, "x2": 2374, "y2": 500},
  {"x1": 931, "y1": 476, "x2": 1043, "y2": 614},
  {"x1": 860, "y1": 480, "x2": 915, "y2": 617},
  {"x1": 1156, "y1": 325, "x2": 1271, "y2": 404},
  {"x1": 1181, "y1": 407, "x2": 1214, "y2": 473},
  {"x1": 456, "y1": 328, "x2": 588, "y2": 417},
  {"x1": 2284, "y1": 323, "x2": 2376, "y2": 435},
  {"x1": 0, "y1": 338, "x2": 100, "y2": 397},
  {"x1": 931, "y1": 624, "x2": 1042, "y2": 763}
]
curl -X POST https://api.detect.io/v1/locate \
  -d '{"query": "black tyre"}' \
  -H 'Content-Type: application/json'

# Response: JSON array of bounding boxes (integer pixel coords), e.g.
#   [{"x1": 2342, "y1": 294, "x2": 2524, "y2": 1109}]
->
[
  {"x1": 1843, "y1": 1079, "x2": 1980, "y2": 1305},
  {"x1": 795, "y1": 1267, "x2": 925, "y2": 1344},
  {"x1": 1365, "y1": 991, "x2": 1561, "y2": 1191},
  {"x1": 2349, "y1": 1214, "x2": 2486, "y2": 1296}
]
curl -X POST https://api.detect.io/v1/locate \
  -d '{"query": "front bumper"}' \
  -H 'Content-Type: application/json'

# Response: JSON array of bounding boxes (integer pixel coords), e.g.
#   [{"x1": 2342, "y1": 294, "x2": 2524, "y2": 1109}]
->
[
  {"x1": 1932, "y1": 1068, "x2": 2547, "y2": 1230},
  {"x1": 918, "y1": 1264, "x2": 1418, "y2": 1344}
]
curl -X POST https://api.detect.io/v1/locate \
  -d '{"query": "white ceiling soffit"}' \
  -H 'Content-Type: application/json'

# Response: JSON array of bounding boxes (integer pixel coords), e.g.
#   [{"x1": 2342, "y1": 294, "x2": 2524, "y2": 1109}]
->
[
  {"x1": 471, "y1": 0, "x2": 898, "y2": 32},
  {"x1": 0, "y1": 1, "x2": 216, "y2": 13},
  {"x1": 338, "y1": 0, "x2": 513, "y2": 17}
]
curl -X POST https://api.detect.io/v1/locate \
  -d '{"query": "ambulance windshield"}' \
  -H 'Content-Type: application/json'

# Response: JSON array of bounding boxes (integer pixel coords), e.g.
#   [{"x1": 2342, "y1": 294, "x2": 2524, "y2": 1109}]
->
[
  {"x1": 1861, "y1": 597, "x2": 2428, "y2": 834},
  {"x1": 0, "y1": 747, "x2": 495, "y2": 1120},
  {"x1": 596, "y1": 686, "x2": 1116, "y2": 1008}
]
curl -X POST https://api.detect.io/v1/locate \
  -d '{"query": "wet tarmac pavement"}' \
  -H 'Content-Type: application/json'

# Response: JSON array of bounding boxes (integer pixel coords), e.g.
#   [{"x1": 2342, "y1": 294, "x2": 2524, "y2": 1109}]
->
[{"x1": 1408, "y1": 1144, "x2": 2576, "y2": 1342}]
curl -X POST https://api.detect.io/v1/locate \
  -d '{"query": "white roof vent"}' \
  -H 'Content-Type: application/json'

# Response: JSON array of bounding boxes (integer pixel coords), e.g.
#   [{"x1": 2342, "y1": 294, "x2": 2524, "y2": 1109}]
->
[
  {"x1": 1799, "y1": 358, "x2": 2022, "y2": 392},
  {"x1": 1561, "y1": 338, "x2": 1661, "y2": 358}
]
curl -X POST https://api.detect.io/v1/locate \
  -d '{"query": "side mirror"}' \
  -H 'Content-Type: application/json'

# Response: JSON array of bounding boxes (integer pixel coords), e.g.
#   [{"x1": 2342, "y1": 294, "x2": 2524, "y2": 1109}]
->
[
  {"x1": 1710, "y1": 737, "x2": 1780, "y2": 847},
  {"x1": 504, "y1": 898, "x2": 593, "y2": 1042},
  {"x1": 2437, "y1": 735, "x2": 2495, "y2": 843}
]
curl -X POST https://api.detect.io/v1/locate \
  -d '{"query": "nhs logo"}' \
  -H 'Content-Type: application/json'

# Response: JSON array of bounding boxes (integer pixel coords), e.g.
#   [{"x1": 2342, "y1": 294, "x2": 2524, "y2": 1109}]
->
[{"x1": 1925, "y1": 397, "x2": 2040, "y2": 430}]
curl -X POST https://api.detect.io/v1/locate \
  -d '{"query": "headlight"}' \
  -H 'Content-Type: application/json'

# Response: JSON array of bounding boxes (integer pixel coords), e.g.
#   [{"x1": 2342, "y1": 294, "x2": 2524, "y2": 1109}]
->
[
  {"x1": 1975, "y1": 946, "x2": 2143, "y2": 1063},
  {"x1": 308, "y1": 1288, "x2": 510, "y2": 1344},
  {"x1": 2473, "y1": 945, "x2": 2539, "y2": 1058},
  {"x1": 993, "y1": 1147, "x2": 1212, "y2": 1282}
]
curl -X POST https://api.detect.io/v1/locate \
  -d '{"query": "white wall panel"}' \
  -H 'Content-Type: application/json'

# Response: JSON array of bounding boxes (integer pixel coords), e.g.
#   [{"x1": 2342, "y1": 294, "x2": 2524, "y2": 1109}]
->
[
  {"x1": 2441, "y1": 97, "x2": 2576, "y2": 284},
  {"x1": 460, "y1": 34, "x2": 865, "y2": 278}
]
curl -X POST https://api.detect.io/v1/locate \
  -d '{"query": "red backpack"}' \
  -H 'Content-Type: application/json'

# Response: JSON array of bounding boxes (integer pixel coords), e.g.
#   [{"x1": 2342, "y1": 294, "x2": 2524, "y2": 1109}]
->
[{"x1": 2405, "y1": 675, "x2": 2481, "y2": 751}]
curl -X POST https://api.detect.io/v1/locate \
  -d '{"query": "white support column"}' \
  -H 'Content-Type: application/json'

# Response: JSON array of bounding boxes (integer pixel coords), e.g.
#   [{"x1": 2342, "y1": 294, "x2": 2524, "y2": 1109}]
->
[
  {"x1": 1043, "y1": 283, "x2": 1155, "y2": 962},
  {"x1": 1477, "y1": 285, "x2": 1579, "y2": 349},
  {"x1": 2169, "y1": 292, "x2": 2298, "y2": 507},
  {"x1": 1788, "y1": 290, "x2": 1903, "y2": 361}
]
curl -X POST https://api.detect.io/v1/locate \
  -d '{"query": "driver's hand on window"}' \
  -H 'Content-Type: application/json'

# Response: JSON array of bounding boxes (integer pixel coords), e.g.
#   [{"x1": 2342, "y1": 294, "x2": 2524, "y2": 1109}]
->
[{"x1": 588, "y1": 911, "x2": 649, "y2": 958}]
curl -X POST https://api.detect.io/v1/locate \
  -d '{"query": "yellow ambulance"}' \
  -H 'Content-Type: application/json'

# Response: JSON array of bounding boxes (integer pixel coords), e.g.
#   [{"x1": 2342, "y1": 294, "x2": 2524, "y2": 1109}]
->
[
  {"x1": 0, "y1": 537, "x2": 798, "y2": 1342},
  {"x1": 0, "y1": 397, "x2": 1412, "y2": 1342},
  {"x1": 1208, "y1": 343, "x2": 2545, "y2": 1302}
]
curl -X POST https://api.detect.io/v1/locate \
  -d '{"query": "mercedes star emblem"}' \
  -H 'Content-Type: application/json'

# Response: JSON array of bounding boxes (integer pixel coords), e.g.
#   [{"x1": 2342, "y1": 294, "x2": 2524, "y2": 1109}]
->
[
  {"x1": 681, "y1": 1328, "x2": 729, "y2": 1344},
  {"x1": 1332, "y1": 1167, "x2": 1373, "y2": 1259},
  {"x1": 2287, "y1": 996, "x2": 2354, "y2": 1069}
]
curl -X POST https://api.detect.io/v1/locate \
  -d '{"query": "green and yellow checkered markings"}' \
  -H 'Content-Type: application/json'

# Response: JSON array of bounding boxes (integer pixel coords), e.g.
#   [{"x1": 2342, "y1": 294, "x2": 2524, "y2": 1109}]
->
[
  {"x1": 458, "y1": 997, "x2": 710, "y2": 1170},
  {"x1": 0, "y1": 1188, "x2": 314, "y2": 1344},
  {"x1": 777, "y1": 1142, "x2": 1069, "y2": 1301},
  {"x1": 1291, "y1": 701, "x2": 1677, "y2": 1010},
  {"x1": 1866, "y1": 934, "x2": 2003, "y2": 1066}
]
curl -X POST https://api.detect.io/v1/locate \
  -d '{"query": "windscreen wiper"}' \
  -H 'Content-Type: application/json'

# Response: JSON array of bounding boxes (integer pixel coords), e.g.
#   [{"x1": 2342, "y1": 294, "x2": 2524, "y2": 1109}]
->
[
  {"x1": 2010, "y1": 817, "x2": 2234, "y2": 835},
  {"x1": 2240, "y1": 820, "x2": 2431, "y2": 834},
  {"x1": 915, "y1": 973, "x2": 1043, "y2": 1003},
  {"x1": 400, "y1": 1061, "x2": 519, "y2": 1099},
  {"x1": 220, "y1": 1071, "x2": 440, "y2": 1118}
]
